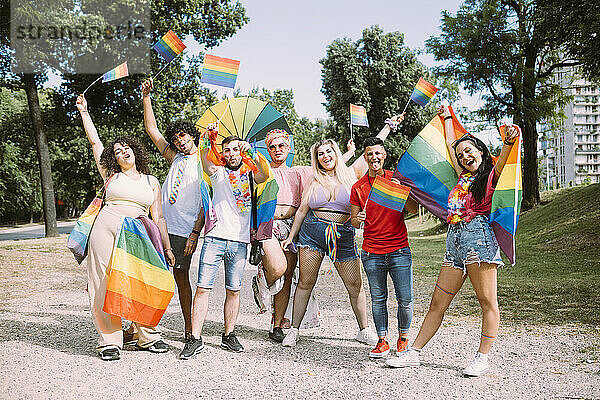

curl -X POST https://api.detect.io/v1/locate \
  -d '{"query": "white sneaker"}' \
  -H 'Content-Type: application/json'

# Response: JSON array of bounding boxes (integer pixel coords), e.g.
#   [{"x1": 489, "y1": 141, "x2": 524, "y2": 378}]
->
[
  {"x1": 282, "y1": 327, "x2": 299, "y2": 347},
  {"x1": 385, "y1": 347, "x2": 421, "y2": 368},
  {"x1": 356, "y1": 327, "x2": 378, "y2": 346},
  {"x1": 463, "y1": 352, "x2": 489, "y2": 377}
]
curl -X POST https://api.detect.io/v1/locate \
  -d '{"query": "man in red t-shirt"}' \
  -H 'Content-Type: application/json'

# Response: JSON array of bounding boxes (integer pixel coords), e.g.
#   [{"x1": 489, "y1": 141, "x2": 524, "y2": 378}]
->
[{"x1": 350, "y1": 137, "x2": 418, "y2": 359}]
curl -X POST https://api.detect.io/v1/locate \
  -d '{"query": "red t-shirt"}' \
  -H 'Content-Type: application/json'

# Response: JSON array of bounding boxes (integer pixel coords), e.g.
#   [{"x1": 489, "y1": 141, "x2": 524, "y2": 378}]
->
[{"x1": 349, "y1": 170, "x2": 409, "y2": 254}]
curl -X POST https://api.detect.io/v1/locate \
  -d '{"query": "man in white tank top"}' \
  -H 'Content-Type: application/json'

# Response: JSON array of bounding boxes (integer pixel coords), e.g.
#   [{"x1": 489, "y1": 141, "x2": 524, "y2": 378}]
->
[
  {"x1": 179, "y1": 127, "x2": 270, "y2": 358},
  {"x1": 142, "y1": 80, "x2": 204, "y2": 342}
]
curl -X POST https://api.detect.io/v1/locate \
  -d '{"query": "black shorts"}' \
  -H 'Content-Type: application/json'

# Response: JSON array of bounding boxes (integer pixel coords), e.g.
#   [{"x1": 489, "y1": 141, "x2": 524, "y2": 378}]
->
[{"x1": 169, "y1": 234, "x2": 193, "y2": 270}]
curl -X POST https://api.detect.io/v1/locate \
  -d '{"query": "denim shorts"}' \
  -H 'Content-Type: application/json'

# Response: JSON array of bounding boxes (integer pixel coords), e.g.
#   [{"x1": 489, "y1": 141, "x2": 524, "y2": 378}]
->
[
  {"x1": 197, "y1": 236, "x2": 248, "y2": 291},
  {"x1": 443, "y1": 215, "x2": 504, "y2": 274},
  {"x1": 298, "y1": 210, "x2": 358, "y2": 263}
]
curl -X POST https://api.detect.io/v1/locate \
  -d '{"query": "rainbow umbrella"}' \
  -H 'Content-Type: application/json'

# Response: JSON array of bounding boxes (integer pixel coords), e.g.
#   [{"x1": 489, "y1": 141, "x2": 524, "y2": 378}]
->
[{"x1": 196, "y1": 97, "x2": 294, "y2": 166}]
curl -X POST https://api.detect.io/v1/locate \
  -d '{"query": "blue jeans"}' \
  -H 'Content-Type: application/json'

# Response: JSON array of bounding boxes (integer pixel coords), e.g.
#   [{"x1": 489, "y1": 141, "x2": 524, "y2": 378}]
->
[
  {"x1": 197, "y1": 236, "x2": 248, "y2": 291},
  {"x1": 361, "y1": 247, "x2": 413, "y2": 336}
]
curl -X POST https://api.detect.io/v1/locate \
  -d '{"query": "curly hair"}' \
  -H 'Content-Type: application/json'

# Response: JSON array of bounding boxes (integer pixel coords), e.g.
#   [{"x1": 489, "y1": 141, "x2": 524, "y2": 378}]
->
[
  {"x1": 453, "y1": 134, "x2": 494, "y2": 203},
  {"x1": 164, "y1": 120, "x2": 200, "y2": 150},
  {"x1": 99, "y1": 136, "x2": 151, "y2": 176}
]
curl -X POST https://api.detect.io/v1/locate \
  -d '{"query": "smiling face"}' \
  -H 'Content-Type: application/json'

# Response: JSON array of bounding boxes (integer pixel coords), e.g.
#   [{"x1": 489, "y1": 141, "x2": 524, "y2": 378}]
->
[
  {"x1": 172, "y1": 131, "x2": 195, "y2": 154},
  {"x1": 364, "y1": 144, "x2": 386, "y2": 175},
  {"x1": 455, "y1": 139, "x2": 484, "y2": 173},
  {"x1": 113, "y1": 142, "x2": 135, "y2": 171},
  {"x1": 267, "y1": 137, "x2": 291, "y2": 164},
  {"x1": 222, "y1": 139, "x2": 243, "y2": 169},
  {"x1": 316, "y1": 143, "x2": 337, "y2": 171}
]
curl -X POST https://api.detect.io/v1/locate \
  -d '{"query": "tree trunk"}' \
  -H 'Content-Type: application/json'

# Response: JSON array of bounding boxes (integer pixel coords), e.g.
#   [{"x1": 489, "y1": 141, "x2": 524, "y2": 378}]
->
[
  {"x1": 521, "y1": 45, "x2": 541, "y2": 210},
  {"x1": 22, "y1": 74, "x2": 58, "y2": 237}
]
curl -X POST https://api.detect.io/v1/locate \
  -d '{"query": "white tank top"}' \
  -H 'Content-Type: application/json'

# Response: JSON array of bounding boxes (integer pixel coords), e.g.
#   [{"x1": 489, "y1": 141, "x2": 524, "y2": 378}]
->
[{"x1": 105, "y1": 173, "x2": 154, "y2": 214}]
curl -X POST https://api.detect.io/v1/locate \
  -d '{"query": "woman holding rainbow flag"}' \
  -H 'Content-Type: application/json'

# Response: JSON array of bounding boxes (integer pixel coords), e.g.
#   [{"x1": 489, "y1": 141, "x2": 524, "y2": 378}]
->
[
  {"x1": 386, "y1": 105, "x2": 520, "y2": 376},
  {"x1": 76, "y1": 94, "x2": 175, "y2": 361}
]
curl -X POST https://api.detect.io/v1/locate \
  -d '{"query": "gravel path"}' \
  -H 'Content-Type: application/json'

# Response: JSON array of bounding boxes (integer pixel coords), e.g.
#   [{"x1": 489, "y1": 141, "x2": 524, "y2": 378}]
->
[{"x1": 0, "y1": 237, "x2": 598, "y2": 399}]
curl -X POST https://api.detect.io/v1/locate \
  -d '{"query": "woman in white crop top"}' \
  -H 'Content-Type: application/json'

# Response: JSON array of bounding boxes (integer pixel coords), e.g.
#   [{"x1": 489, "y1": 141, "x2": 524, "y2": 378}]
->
[
  {"x1": 77, "y1": 94, "x2": 174, "y2": 361},
  {"x1": 280, "y1": 139, "x2": 377, "y2": 347}
]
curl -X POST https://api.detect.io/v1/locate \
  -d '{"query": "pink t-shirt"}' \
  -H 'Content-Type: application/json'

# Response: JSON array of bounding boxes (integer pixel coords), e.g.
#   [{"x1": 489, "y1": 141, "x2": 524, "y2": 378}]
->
[{"x1": 272, "y1": 165, "x2": 313, "y2": 208}]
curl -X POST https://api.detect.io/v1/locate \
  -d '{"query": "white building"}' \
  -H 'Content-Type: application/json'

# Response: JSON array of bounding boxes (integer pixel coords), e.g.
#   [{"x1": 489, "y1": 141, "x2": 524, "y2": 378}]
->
[{"x1": 539, "y1": 75, "x2": 600, "y2": 189}]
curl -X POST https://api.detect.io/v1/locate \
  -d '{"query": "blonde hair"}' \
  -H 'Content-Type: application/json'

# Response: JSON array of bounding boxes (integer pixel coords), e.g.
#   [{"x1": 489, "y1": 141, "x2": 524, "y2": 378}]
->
[{"x1": 304, "y1": 139, "x2": 356, "y2": 202}]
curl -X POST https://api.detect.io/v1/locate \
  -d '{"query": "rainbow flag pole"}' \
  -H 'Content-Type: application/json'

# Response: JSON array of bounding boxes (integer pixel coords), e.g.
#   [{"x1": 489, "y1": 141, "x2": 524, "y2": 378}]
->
[
  {"x1": 151, "y1": 30, "x2": 188, "y2": 80},
  {"x1": 82, "y1": 62, "x2": 129, "y2": 95},
  {"x1": 401, "y1": 77, "x2": 439, "y2": 113}
]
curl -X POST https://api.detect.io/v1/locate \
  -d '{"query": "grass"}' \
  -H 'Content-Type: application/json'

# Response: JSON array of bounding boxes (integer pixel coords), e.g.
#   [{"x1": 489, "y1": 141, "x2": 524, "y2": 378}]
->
[{"x1": 408, "y1": 183, "x2": 600, "y2": 326}]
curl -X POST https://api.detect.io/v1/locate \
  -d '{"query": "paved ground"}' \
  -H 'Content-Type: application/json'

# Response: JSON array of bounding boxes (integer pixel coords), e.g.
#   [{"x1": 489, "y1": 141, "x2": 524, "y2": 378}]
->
[
  {"x1": 0, "y1": 221, "x2": 75, "y2": 241},
  {"x1": 0, "y1": 236, "x2": 598, "y2": 399}
]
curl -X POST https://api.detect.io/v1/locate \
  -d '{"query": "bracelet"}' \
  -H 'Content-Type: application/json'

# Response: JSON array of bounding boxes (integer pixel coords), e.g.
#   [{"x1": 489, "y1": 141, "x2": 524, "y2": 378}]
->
[
  {"x1": 80, "y1": 110, "x2": 89, "y2": 114},
  {"x1": 191, "y1": 230, "x2": 200, "y2": 235},
  {"x1": 165, "y1": 248, "x2": 172, "y2": 251},
  {"x1": 444, "y1": 116, "x2": 452, "y2": 121},
  {"x1": 188, "y1": 237, "x2": 197, "y2": 242},
  {"x1": 504, "y1": 138, "x2": 516, "y2": 146}
]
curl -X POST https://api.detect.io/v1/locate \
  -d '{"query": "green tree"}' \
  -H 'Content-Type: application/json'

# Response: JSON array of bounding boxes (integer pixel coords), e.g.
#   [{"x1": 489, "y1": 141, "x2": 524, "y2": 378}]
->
[
  {"x1": 320, "y1": 25, "x2": 458, "y2": 169},
  {"x1": 425, "y1": 0, "x2": 598, "y2": 208}
]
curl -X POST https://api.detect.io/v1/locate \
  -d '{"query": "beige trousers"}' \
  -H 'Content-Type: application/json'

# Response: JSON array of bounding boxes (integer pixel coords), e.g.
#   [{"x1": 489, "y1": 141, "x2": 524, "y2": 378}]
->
[{"x1": 87, "y1": 205, "x2": 161, "y2": 351}]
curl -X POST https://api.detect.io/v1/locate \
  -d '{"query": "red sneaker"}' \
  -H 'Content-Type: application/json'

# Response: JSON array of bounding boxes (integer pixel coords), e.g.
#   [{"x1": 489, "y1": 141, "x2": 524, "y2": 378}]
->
[
  {"x1": 397, "y1": 336, "x2": 408, "y2": 353},
  {"x1": 369, "y1": 339, "x2": 390, "y2": 358}
]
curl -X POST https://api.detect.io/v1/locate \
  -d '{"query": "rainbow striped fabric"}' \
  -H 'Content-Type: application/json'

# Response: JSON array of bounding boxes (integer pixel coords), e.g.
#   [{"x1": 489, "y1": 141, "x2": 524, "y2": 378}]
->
[
  {"x1": 198, "y1": 152, "x2": 278, "y2": 240},
  {"x1": 489, "y1": 125, "x2": 522, "y2": 264},
  {"x1": 410, "y1": 77, "x2": 439, "y2": 107},
  {"x1": 350, "y1": 104, "x2": 369, "y2": 127},
  {"x1": 103, "y1": 217, "x2": 175, "y2": 327},
  {"x1": 200, "y1": 54, "x2": 240, "y2": 88},
  {"x1": 368, "y1": 176, "x2": 411, "y2": 212},
  {"x1": 152, "y1": 30, "x2": 186, "y2": 63},
  {"x1": 67, "y1": 197, "x2": 103, "y2": 264},
  {"x1": 102, "y1": 62, "x2": 129, "y2": 83},
  {"x1": 394, "y1": 109, "x2": 522, "y2": 264}
]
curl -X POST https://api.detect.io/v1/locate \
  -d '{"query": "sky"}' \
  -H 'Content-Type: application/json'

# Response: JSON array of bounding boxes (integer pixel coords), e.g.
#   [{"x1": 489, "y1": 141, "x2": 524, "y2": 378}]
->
[{"x1": 185, "y1": 0, "x2": 472, "y2": 120}]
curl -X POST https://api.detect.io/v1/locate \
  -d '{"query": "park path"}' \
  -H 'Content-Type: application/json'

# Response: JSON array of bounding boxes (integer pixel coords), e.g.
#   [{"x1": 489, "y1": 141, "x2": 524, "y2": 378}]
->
[{"x1": 0, "y1": 236, "x2": 598, "y2": 399}]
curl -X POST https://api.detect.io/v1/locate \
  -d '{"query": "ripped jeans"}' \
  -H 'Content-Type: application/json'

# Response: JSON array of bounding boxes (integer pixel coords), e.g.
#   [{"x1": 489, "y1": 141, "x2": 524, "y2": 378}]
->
[{"x1": 443, "y1": 215, "x2": 504, "y2": 274}]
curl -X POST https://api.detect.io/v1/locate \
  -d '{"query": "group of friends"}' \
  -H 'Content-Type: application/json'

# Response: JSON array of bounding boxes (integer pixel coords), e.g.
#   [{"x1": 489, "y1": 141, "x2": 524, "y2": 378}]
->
[{"x1": 75, "y1": 78, "x2": 519, "y2": 377}]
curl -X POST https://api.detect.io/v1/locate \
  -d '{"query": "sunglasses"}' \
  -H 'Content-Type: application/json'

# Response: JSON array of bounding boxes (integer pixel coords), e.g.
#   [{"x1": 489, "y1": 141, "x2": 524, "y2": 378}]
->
[{"x1": 268, "y1": 143, "x2": 288, "y2": 151}]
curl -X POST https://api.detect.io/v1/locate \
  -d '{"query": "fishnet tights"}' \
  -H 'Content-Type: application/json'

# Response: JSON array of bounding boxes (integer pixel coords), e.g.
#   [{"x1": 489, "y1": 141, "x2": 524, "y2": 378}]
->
[{"x1": 291, "y1": 247, "x2": 369, "y2": 329}]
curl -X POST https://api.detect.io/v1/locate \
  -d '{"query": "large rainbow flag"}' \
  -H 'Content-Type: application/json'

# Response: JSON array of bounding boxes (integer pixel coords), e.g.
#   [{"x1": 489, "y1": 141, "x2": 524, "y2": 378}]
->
[
  {"x1": 489, "y1": 125, "x2": 522, "y2": 264},
  {"x1": 197, "y1": 152, "x2": 278, "y2": 240},
  {"x1": 394, "y1": 108, "x2": 522, "y2": 264},
  {"x1": 200, "y1": 54, "x2": 240, "y2": 89},
  {"x1": 152, "y1": 30, "x2": 186, "y2": 63},
  {"x1": 103, "y1": 216, "x2": 175, "y2": 326},
  {"x1": 102, "y1": 62, "x2": 128, "y2": 83},
  {"x1": 368, "y1": 176, "x2": 411, "y2": 212}
]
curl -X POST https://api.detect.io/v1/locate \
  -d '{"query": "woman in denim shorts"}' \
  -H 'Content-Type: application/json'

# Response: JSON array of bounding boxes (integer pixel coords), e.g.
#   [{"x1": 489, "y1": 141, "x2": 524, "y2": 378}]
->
[
  {"x1": 280, "y1": 139, "x2": 377, "y2": 347},
  {"x1": 387, "y1": 106, "x2": 520, "y2": 377}
]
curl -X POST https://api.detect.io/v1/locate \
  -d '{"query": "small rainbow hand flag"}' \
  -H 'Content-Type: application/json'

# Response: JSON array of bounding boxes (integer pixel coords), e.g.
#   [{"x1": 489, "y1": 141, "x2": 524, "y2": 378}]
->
[
  {"x1": 152, "y1": 30, "x2": 186, "y2": 63},
  {"x1": 350, "y1": 104, "x2": 369, "y2": 127},
  {"x1": 368, "y1": 175, "x2": 411, "y2": 212},
  {"x1": 410, "y1": 77, "x2": 439, "y2": 107},
  {"x1": 200, "y1": 54, "x2": 240, "y2": 89},
  {"x1": 102, "y1": 62, "x2": 128, "y2": 83}
]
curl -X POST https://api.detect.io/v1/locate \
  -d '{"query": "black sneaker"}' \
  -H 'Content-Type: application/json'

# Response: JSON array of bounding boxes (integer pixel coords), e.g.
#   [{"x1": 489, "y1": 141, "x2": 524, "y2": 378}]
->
[
  {"x1": 179, "y1": 335, "x2": 204, "y2": 359},
  {"x1": 221, "y1": 332, "x2": 244, "y2": 353},
  {"x1": 269, "y1": 327, "x2": 285, "y2": 343},
  {"x1": 99, "y1": 347, "x2": 120, "y2": 361},
  {"x1": 137, "y1": 340, "x2": 169, "y2": 353}
]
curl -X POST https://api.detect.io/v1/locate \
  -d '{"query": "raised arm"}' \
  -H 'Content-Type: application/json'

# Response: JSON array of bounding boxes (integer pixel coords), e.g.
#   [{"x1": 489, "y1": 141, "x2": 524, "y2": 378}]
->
[
  {"x1": 142, "y1": 79, "x2": 175, "y2": 163},
  {"x1": 199, "y1": 123, "x2": 219, "y2": 176},
  {"x1": 238, "y1": 141, "x2": 269, "y2": 184},
  {"x1": 350, "y1": 113, "x2": 406, "y2": 178},
  {"x1": 76, "y1": 94, "x2": 106, "y2": 179},
  {"x1": 439, "y1": 106, "x2": 463, "y2": 176},
  {"x1": 494, "y1": 125, "x2": 520, "y2": 178},
  {"x1": 342, "y1": 139, "x2": 356, "y2": 163}
]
